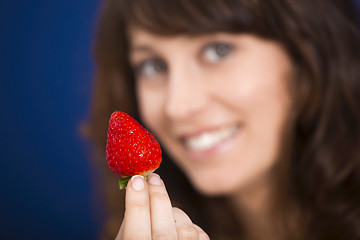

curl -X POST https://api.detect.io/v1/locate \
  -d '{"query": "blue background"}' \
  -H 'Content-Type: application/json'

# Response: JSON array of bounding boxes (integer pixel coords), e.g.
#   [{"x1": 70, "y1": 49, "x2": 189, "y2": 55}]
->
[
  {"x1": 0, "y1": 1, "x2": 104, "y2": 239},
  {"x1": 1, "y1": 1, "x2": 359, "y2": 240}
]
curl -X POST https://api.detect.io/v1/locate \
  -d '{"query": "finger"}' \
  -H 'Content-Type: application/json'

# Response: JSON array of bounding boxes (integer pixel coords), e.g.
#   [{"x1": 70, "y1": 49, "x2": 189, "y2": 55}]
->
[
  {"x1": 148, "y1": 173, "x2": 178, "y2": 239},
  {"x1": 193, "y1": 224, "x2": 210, "y2": 240},
  {"x1": 121, "y1": 175, "x2": 151, "y2": 240},
  {"x1": 172, "y1": 207, "x2": 199, "y2": 240},
  {"x1": 115, "y1": 221, "x2": 124, "y2": 240}
]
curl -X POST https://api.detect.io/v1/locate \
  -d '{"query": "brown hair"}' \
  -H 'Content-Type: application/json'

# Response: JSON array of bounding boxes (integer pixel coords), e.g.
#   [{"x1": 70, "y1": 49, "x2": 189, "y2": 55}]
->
[{"x1": 86, "y1": 0, "x2": 360, "y2": 239}]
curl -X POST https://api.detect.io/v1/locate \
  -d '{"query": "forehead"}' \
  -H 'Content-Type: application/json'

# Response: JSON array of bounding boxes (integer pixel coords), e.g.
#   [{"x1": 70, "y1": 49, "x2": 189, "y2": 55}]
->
[
  {"x1": 127, "y1": 25, "x2": 190, "y2": 47},
  {"x1": 128, "y1": 25, "x2": 163, "y2": 45},
  {"x1": 127, "y1": 25, "x2": 247, "y2": 50}
]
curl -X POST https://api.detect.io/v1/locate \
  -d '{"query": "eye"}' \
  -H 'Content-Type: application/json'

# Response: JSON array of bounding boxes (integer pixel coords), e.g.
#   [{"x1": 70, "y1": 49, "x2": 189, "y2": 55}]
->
[
  {"x1": 202, "y1": 42, "x2": 234, "y2": 63},
  {"x1": 134, "y1": 58, "x2": 167, "y2": 79}
]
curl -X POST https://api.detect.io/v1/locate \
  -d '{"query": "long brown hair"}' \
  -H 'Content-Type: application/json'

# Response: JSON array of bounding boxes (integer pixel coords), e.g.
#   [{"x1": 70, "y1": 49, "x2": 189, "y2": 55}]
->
[{"x1": 86, "y1": 0, "x2": 360, "y2": 239}]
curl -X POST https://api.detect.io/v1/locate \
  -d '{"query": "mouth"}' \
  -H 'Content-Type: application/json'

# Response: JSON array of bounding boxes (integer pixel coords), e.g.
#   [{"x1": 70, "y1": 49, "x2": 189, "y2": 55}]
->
[{"x1": 182, "y1": 124, "x2": 240, "y2": 153}]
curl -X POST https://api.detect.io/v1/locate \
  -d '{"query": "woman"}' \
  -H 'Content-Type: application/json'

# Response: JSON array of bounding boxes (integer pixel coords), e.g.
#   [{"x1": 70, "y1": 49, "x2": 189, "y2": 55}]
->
[{"x1": 86, "y1": 0, "x2": 360, "y2": 239}]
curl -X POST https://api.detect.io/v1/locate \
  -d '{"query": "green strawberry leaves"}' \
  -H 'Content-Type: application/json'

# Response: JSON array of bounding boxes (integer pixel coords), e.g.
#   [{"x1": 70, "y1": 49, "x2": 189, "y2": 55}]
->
[{"x1": 119, "y1": 177, "x2": 131, "y2": 189}]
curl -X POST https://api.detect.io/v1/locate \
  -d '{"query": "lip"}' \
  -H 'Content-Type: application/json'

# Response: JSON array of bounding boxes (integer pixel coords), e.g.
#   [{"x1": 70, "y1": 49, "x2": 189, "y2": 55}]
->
[{"x1": 178, "y1": 123, "x2": 241, "y2": 159}]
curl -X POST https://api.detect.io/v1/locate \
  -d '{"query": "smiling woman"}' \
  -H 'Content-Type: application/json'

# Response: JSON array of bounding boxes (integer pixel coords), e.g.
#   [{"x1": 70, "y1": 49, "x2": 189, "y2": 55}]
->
[
  {"x1": 130, "y1": 30, "x2": 293, "y2": 196},
  {"x1": 86, "y1": 0, "x2": 360, "y2": 239}
]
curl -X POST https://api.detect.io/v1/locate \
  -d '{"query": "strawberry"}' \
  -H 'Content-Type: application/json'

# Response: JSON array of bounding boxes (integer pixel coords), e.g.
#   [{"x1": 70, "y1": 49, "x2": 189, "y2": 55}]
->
[{"x1": 106, "y1": 111, "x2": 162, "y2": 189}]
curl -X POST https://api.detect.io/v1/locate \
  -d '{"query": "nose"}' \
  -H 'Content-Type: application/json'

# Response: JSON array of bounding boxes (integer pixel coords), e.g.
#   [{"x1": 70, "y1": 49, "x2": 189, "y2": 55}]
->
[{"x1": 165, "y1": 63, "x2": 207, "y2": 121}]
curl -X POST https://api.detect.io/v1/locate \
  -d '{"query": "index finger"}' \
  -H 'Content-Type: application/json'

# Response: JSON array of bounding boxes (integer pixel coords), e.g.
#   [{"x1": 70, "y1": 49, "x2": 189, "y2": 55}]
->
[{"x1": 122, "y1": 175, "x2": 151, "y2": 240}]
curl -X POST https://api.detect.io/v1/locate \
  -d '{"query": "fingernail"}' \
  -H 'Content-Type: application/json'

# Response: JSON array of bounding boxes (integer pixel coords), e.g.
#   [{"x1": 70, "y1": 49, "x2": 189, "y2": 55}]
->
[
  {"x1": 131, "y1": 175, "x2": 145, "y2": 191},
  {"x1": 148, "y1": 173, "x2": 162, "y2": 185}
]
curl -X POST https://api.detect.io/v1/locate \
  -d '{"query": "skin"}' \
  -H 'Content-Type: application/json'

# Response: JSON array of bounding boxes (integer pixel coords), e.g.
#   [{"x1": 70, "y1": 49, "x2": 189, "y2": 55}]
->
[
  {"x1": 116, "y1": 173, "x2": 209, "y2": 239},
  {"x1": 118, "y1": 26, "x2": 293, "y2": 239}
]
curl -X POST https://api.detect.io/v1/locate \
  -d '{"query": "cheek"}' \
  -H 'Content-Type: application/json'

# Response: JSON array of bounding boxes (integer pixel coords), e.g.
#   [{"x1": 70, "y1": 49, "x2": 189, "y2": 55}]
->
[
  {"x1": 136, "y1": 84, "x2": 165, "y2": 130},
  {"x1": 188, "y1": 68, "x2": 292, "y2": 194}
]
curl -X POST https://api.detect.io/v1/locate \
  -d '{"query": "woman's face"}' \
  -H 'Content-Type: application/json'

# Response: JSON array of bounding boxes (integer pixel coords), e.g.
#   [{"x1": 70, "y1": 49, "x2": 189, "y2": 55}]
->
[{"x1": 129, "y1": 26, "x2": 293, "y2": 195}]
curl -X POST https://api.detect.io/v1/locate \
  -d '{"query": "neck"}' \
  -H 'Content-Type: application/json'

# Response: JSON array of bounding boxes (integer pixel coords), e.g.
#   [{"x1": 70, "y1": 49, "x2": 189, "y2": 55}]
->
[
  {"x1": 228, "y1": 171, "x2": 301, "y2": 240},
  {"x1": 229, "y1": 174, "x2": 277, "y2": 240}
]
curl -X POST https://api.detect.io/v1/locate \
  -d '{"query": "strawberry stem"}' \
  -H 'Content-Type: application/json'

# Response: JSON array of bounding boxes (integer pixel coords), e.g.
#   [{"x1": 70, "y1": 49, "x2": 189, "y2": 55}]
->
[{"x1": 119, "y1": 177, "x2": 131, "y2": 189}]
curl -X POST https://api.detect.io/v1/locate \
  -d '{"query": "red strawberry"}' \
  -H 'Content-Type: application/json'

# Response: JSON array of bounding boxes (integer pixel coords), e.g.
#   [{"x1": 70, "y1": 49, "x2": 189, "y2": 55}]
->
[{"x1": 106, "y1": 111, "x2": 162, "y2": 189}]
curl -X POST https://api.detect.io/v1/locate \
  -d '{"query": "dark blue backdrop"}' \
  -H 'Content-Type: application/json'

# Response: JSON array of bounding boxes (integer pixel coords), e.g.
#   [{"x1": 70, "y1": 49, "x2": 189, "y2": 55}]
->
[
  {"x1": 0, "y1": 1, "x2": 104, "y2": 239},
  {"x1": 1, "y1": 1, "x2": 359, "y2": 240}
]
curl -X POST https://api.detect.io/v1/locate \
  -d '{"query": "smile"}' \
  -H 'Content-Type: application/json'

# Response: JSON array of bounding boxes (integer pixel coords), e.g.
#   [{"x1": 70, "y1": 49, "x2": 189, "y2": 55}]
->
[{"x1": 183, "y1": 124, "x2": 240, "y2": 152}]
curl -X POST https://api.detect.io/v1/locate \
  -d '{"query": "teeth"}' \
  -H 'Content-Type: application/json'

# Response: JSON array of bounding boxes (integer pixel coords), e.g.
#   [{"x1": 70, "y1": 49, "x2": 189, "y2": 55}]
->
[{"x1": 185, "y1": 125, "x2": 238, "y2": 151}]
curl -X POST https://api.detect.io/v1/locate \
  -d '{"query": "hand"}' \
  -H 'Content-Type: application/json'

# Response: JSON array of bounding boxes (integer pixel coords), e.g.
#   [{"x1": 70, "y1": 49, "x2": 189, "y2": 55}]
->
[{"x1": 116, "y1": 173, "x2": 210, "y2": 240}]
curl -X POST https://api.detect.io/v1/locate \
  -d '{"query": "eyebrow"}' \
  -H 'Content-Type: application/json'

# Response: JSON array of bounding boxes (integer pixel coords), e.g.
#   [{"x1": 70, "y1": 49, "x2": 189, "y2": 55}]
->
[{"x1": 130, "y1": 45, "x2": 155, "y2": 54}]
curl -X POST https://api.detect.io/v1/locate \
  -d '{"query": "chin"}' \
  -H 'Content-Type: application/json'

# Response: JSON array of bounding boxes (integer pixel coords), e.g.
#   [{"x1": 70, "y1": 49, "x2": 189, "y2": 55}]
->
[
  {"x1": 194, "y1": 182, "x2": 238, "y2": 197},
  {"x1": 189, "y1": 174, "x2": 241, "y2": 197}
]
